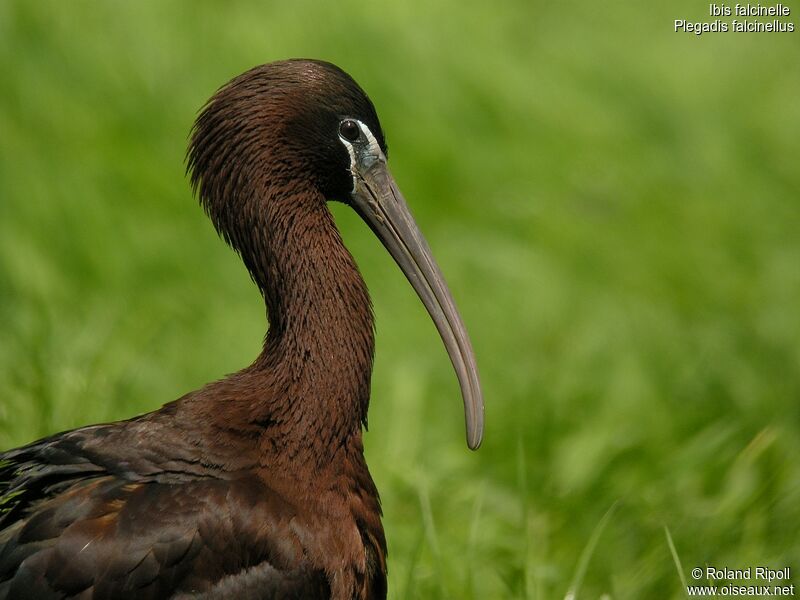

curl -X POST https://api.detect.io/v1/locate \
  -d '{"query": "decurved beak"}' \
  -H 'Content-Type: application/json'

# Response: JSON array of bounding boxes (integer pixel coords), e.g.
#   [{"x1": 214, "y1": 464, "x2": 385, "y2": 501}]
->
[{"x1": 349, "y1": 150, "x2": 484, "y2": 450}]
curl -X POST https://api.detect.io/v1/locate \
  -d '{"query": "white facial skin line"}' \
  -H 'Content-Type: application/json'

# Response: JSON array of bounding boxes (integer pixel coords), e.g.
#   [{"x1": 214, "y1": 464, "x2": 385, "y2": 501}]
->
[
  {"x1": 339, "y1": 119, "x2": 380, "y2": 193},
  {"x1": 339, "y1": 137, "x2": 357, "y2": 191},
  {"x1": 356, "y1": 120, "x2": 382, "y2": 158},
  {"x1": 340, "y1": 138, "x2": 357, "y2": 172}
]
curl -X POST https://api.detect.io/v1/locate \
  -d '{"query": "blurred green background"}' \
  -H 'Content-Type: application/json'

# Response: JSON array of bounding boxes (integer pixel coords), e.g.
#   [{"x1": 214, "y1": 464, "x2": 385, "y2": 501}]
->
[{"x1": 1, "y1": 1, "x2": 798, "y2": 597}]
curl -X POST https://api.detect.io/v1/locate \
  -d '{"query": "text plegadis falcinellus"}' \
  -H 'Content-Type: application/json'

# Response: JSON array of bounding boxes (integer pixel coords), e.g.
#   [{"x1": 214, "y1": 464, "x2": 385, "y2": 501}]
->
[{"x1": 0, "y1": 59, "x2": 483, "y2": 600}]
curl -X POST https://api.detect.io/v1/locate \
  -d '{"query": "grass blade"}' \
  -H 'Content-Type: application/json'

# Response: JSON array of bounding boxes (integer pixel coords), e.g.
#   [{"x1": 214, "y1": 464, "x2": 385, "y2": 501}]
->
[
  {"x1": 664, "y1": 525, "x2": 689, "y2": 597},
  {"x1": 564, "y1": 500, "x2": 619, "y2": 600}
]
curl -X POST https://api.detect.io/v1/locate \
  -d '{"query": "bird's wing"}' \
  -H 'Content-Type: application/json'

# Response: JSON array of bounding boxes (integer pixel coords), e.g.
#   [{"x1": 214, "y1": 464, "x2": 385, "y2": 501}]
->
[
  {"x1": 0, "y1": 427, "x2": 329, "y2": 599},
  {"x1": 0, "y1": 427, "x2": 110, "y2": 529}
]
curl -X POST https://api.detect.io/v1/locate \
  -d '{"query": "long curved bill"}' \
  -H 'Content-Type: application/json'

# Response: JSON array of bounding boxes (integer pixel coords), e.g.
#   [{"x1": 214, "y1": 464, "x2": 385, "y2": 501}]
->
[{"x1": 349, "y1": 149, "x2": 484, "y2": 450}]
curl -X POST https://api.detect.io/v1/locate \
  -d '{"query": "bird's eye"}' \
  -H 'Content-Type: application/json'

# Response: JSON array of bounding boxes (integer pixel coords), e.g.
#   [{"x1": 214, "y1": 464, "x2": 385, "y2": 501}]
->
[{"x1": 339, "y1": 119, "x2": 361, "y2": 142}]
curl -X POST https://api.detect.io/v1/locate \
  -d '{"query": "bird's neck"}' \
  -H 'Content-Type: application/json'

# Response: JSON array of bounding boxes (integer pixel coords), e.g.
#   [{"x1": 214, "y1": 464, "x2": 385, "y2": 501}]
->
[{"x1": 244, "y1": 188, "x2": 375, "y2": 454}]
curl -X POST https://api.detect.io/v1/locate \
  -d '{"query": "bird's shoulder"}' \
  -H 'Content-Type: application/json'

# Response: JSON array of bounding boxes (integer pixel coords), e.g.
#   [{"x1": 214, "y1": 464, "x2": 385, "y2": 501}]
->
[{"x1": 0, "y1": 416, "x2": 332, "y2": 599}]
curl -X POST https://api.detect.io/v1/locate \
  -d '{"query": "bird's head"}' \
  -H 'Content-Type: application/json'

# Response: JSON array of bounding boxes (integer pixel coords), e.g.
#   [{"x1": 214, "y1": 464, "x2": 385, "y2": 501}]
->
[
  {"x1": 187, "y1": 59, "x2": 483, "y2": 450},
  {"x1": 188, "y1": 60, "x2": 387, "y2": 212}
]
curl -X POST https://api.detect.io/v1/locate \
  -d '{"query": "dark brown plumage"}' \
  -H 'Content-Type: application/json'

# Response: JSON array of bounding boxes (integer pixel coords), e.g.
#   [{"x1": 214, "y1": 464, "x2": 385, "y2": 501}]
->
[{"x1": 0, "y1": 59, "x2": 483, "y2": 599}]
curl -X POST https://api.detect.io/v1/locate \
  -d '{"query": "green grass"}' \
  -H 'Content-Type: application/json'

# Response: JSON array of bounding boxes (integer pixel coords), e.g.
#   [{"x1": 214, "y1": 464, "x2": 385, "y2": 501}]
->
[{"x1": 1, "y1": 1, "x2": 799, "y2": 597}]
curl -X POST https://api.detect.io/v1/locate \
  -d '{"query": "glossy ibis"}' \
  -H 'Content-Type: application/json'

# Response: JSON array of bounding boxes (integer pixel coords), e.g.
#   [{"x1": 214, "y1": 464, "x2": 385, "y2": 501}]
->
[{"x1": 0, "y1": 59, "x2": 483, "y2": 599}]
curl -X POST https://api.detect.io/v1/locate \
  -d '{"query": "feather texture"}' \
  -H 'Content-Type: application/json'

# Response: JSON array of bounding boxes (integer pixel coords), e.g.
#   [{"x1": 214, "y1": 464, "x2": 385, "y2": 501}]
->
[{"x1": 0, "y1": 60, "x2": 390, "y2": 599}]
